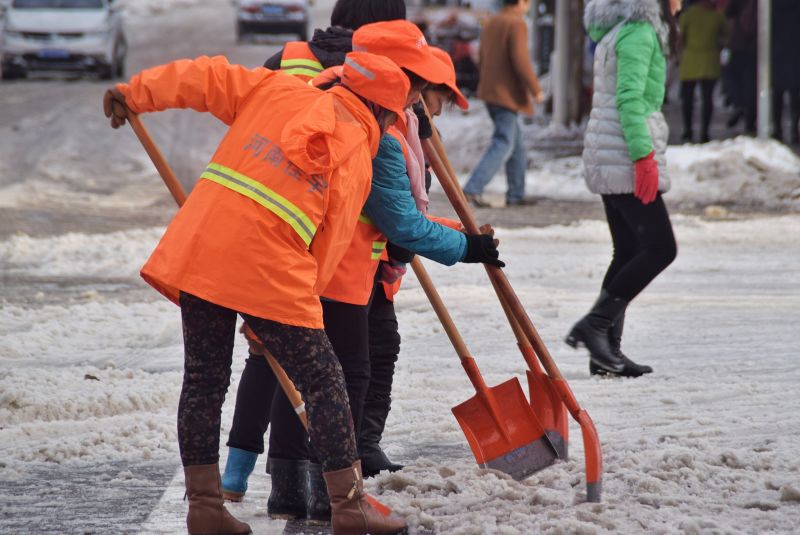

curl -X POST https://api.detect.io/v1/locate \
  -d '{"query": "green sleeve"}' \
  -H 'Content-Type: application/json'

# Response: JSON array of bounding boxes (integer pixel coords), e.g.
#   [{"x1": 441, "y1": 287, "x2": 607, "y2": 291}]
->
[{"x1": 615, "y1": 22, "x2": 657, "y2": 161}]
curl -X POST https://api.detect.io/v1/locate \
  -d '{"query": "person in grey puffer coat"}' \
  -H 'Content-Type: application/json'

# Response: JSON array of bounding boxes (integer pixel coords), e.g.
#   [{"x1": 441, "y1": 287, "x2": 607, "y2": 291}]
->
[{"x1": 565, "y1": 0, "x2": 679, "y2": 377}]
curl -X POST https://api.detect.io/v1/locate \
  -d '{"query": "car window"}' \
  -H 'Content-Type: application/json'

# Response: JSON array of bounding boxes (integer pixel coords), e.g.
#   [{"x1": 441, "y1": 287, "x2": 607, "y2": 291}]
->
[{"x1": 12, "y1": 0, "x2": 104, "y2": 8}]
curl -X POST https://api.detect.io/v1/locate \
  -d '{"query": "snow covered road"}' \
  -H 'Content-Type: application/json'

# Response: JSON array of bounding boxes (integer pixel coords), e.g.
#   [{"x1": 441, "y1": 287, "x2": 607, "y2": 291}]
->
[{"x1": 2, "y1": 214, "x2": 799, "y2": 533}]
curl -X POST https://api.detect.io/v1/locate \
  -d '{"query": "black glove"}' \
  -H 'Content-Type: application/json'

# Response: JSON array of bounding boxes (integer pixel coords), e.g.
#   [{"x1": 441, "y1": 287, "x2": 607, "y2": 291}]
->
[
  {"x1": 413, "y1": 102, "x2": 433, "y2": 140},
  {"x1": 386, "y1": 241, "x2": 415, "y2": 263},
  {"x1": 463, "y1": 234, "x2": 505, "y2": 267}
]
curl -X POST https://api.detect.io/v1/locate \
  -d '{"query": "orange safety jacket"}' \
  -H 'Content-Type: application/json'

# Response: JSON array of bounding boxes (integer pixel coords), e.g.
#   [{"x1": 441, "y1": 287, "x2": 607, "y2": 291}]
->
[
  {"x1": 120, "y1": 56, "x2": 381, "y2": 329},
  {"x1": 319, "y1": 126, "x2": 415, "y2": 305},
  {"x1": 279, "y1": 41, "x2": 325, "y2": 82}
]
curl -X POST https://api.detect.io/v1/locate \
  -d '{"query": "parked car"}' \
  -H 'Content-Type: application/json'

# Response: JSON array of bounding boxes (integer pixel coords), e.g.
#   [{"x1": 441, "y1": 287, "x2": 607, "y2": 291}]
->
[
  {"x1": 234, "y1": 0, "x2": 309, "y2": 43},
  {"x1": 1, "y1": 0, "x2": 126, "y2": 80}
]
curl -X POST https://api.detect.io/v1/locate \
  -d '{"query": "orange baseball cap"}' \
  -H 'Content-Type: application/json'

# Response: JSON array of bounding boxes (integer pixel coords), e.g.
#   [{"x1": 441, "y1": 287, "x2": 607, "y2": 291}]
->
[
  {"x1": 352, "y1": 20, "x2": 449, "y2": 86},
  {"x1": 430, "y1": 47, "x2": 469, "y2": 110},
  {"x1": 341, "y1": 51, "x2": 410, "y2": 119}
]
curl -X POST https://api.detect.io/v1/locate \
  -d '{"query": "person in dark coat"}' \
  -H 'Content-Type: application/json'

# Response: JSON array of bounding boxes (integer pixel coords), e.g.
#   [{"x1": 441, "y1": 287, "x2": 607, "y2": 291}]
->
[
  {"x1": 724, "y1": 0, "x2": 758, "y2": 133},
  {"x1": 771, "y1": 0, "x2": 800, "y2": 144}
]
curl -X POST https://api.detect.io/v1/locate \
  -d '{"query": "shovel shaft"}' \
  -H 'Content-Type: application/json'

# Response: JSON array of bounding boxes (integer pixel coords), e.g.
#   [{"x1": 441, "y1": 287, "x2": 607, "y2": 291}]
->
[
  {"x1": 410, "y1": 257, "x2": 490, "y2": 393},
  {"x1": 422, "y1": 103, "x2": 603, "y2": 500}
]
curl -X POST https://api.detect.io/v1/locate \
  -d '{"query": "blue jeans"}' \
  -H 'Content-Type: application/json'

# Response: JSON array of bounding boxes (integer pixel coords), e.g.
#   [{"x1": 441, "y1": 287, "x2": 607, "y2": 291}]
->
[{"x1": 463, "y1": 103, "x2": 527, "y2": 203}]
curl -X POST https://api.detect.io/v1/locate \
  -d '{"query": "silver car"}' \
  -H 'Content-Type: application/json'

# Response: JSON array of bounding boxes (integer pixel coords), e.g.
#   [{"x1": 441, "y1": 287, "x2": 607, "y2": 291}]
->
[
  {"x1": 234, "y1": 0, "x2": 309, "y2": 43},
  {"x1": 1, "y1": 0, "x2": 126, "y2": 79}
]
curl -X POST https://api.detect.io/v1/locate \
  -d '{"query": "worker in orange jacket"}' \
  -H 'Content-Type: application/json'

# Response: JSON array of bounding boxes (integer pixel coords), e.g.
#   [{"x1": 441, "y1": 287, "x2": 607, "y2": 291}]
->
[
  {"x1": 103, "y1": 52, "x2": 410, "y2": 535},
  {"x1": 221, "y1": 21, "x2": 505, "y2": 523}
]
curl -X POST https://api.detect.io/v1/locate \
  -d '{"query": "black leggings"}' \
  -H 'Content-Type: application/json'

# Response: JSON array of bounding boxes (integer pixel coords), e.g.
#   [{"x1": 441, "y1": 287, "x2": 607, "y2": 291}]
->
[
  {"x1": 178, "y1": 292, "x2": 356, "y2": 472},
  {"x1": 600, "y1": 194, "x2": 677, "y2": 302},
  {"x1": 681, "y1": 79, "x2": 717, "y2": 139},
  {"x1": 226, "y1": 299, "x2": 371, "y2": 462}
]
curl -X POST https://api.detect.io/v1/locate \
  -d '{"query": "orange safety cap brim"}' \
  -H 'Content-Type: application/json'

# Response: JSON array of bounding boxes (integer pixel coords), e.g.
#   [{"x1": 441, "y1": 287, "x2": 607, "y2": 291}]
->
[
  {"x1": 429, "y1": 46, "x2": 469, "y2": 110},
  {"x1": 353, "y1": 20, "x2": 450, "y2": 86},
  {"x1": 341, "y1": 51, "x2": 410, "y2": 120}
]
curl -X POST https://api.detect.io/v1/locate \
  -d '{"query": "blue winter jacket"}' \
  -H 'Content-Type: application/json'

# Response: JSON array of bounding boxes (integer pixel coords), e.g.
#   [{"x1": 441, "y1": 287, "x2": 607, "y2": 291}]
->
[{"x1": 363, "y1": 135, "x2": 467, "y2": 266}]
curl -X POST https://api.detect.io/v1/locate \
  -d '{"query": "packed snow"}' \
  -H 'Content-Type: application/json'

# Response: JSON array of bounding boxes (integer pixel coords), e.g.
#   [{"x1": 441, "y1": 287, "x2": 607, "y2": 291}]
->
[{"x1": 2, "y1": 208, "x2": 799, "y2": 532}]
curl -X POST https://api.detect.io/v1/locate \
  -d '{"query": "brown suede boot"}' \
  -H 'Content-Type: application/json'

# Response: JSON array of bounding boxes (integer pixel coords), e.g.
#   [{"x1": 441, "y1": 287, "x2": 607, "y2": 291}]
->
[
  {"x1": 323, "y1": 460, "x2": 407, "y2": 535},
  {"x1": 184, "y1": 464, "x2": 252, "y2": 535}
]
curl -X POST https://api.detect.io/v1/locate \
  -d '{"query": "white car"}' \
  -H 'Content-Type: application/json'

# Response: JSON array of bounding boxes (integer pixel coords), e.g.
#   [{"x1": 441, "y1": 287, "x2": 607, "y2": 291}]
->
[
  {"x1": 1, "y1": 0, "x2": 127, "y2": 79},
  {"x1": 234, "y1": 0, "x2": 309, "y2": 43}
]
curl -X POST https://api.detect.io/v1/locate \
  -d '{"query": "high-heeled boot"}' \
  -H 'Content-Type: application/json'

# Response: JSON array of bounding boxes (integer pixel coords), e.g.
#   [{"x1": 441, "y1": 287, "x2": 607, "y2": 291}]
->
[{"x1": 565, "y1": 290, "x2": 627, "y2": 373}]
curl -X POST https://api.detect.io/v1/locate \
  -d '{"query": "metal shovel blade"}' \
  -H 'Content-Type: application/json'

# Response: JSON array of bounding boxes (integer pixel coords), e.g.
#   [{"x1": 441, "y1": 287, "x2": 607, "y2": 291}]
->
[{"x1": 452, "y1": 377, "x2": 558, "y2": 480}]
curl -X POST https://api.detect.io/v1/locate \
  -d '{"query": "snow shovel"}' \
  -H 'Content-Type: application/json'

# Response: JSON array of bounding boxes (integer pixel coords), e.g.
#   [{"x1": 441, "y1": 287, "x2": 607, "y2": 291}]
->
[
  {"x1": 420, "y1": 109, "x2": 603, "y2": 502},
  {"x1": 421, "y1": 115, "x2": 569, "y2": 460},
  {"x1": 409, "y1": 256, "x2": 557, "y2": 480},
  {"x1": 126, "y1": 111, "x2": 393, "y2": 516}
]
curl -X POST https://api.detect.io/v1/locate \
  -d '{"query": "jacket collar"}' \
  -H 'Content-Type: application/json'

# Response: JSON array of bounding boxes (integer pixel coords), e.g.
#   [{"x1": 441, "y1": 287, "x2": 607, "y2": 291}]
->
[{"x1": 584, "y1": 0, "x2": 668, "y2": 51}]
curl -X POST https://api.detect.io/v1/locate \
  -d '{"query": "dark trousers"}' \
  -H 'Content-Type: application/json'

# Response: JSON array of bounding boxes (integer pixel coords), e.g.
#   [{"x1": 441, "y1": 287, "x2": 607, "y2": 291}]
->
[
  {"x1": 773, "y1": 87, "x2": 800, "y2": 141},
  {"x1": 681, "y1": 79, "x2": 717, "y2": 141},
  {"x1": 360, "y1": 279, "x2": 401, "y2": 454},
  {"x1": 600, "y1": 194, "x2": 677, "y2": 302},
  {"x1": 226, "y1": 299, "x2": 372, "y2": 462},
  {"x1": 178, "y1": 292, "x2": 356, "y2": 472}
]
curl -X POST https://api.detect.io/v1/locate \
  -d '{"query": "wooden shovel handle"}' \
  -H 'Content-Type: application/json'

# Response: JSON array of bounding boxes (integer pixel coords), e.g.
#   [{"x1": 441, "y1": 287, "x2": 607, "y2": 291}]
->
[
  {"x1": 419, "y1": 103, "x2": 565, "y2": 385},
  {"x1": 409, "y1": 256, "x2": 490, "y2": 394},
  {"x1": 127, "y1": 112, "x2": 308, "y2": 427}
]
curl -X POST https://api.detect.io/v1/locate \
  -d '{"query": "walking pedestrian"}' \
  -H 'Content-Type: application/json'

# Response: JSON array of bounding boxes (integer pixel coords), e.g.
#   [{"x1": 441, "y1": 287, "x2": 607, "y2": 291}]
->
[
  {"x1": 462, "y1": 0, "x2": 543, "y2": 208},
  {"x1": 771, "y1": 0, "x2": 800, "y2": 144},
  {"x1": 724, "y1": 0, "x2": 758, "y2": 133},
  {"x1": 679, "y1": 0, "x2": 728, "y2": 143},
  {"x1": 567, "y1": 0, "x2": 679, "y2": 378},
  {"x1": 103, "y1": 51, "x2": 411, "y2": 535}
]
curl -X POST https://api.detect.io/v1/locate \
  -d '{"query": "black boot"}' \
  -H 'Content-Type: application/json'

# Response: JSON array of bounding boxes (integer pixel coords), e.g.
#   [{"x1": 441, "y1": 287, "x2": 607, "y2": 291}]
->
[
  {"x1": 266, "y1": 458, "x2": 308, "y2": 520},
  {"x1": 305, "y1": 462, "x2": 331, "y2": 524},
  {"x1": 565, "y1": 290, "x2": 627, "y2": 373},
  {"x1": 590, "y1": 310, "x2": 653, "y2": 377},
  {"x1": 359, "y1": 398, "x2": 404, "y2": 478}
]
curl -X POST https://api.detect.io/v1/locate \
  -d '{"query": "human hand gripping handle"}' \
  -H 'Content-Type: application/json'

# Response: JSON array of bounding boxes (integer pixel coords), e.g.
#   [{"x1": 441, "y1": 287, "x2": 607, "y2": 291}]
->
[
  {"x1": 633, "y1": 151, "x2": 659, "y2": 205},
  {"x1": 103, "y1": 86, "x2": 129, "y2": 129},
  {"x1": 463, "y1": 224, "x2": 505, "y2": 268}
]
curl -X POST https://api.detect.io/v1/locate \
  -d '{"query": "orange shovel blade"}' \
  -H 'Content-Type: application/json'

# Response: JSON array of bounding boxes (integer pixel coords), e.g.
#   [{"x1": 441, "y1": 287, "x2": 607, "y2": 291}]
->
[
  {"x1": 527, "y1": 369, "x2": 569, "y2": 460},
  {"x1": 452, "y1": 377, "x2": 558, "y2": 480}
]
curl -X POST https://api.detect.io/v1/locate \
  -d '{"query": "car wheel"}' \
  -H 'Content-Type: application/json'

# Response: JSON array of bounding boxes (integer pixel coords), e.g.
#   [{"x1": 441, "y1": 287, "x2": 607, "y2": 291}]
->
[
  {"x1": 236, "y1": 21, "x2": 245, "y2": 43},
  {"x1": 115, "y1": 57, "x2": 126, "y2": 79},
  {"x1": 98, "y1": 61, "x2": 114, "y2": 80},
  {"x1": 2, "y1": 65, "x2": 26, "y2": 80}
]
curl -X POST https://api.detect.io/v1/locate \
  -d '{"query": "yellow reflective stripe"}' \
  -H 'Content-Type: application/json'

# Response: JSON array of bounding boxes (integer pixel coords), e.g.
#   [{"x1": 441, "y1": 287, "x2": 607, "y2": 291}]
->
[
  {"x1": 282, "y1": 67, "x2": 323, "y2": 78},
  {"x1": 201, "y1": 163, "x2": 316, "y2": 247},
  {"x1": 358, "y1": 213, "x2": 374, "y2": 226},
  {"x1": 371, "y1": 241, "x2": 387, "y2": 260},
  {"x1": 280, "y1": 58, "x2": 324, "y2": 71}
]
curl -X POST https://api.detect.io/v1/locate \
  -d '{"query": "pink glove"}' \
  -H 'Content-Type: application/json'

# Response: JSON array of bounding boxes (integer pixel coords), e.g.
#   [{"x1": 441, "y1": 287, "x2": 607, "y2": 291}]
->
[
  {"x1": 633, "y1": 151, "x2": 659, "y2": 205},
  {"x1": 379, "y1": 260, "x2": 407, "y2": 284}
]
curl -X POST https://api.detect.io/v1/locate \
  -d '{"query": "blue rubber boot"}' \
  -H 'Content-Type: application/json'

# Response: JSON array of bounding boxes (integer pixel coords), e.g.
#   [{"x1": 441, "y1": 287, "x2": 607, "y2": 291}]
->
[{"x1": 221, "y1": 447, "x2": 259, "y2": 502}]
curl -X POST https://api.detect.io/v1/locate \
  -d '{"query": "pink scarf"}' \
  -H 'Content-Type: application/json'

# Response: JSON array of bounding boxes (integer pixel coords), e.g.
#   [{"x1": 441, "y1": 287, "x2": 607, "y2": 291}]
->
[{"x1": 402, "y1": 109, "x2": 429, "y2": 214}]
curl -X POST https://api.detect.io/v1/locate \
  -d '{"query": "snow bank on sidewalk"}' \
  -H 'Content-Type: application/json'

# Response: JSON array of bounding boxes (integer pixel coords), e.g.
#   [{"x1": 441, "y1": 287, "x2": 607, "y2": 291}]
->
[{"x1": 435, "y1": 102, "x2": 800, "y2": 209}]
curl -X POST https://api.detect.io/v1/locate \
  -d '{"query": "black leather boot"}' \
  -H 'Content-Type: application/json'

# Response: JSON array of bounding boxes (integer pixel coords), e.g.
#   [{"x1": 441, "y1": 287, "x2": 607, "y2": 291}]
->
[
  {"x1": 566, "y1": 290, "x2": 627, "y2": 373},
  {"x1": 267, "y1": 458, "x2": 308, "y2": 520},
  {"x1": 305, "y1": 462, "x2": 331, "y2": 524},
  {"x1": 590, "y1": 310, "x2": 653, "y2": 377},
  {"x1": 359, "y1": 399, "x2": 403, "y2": 478}
]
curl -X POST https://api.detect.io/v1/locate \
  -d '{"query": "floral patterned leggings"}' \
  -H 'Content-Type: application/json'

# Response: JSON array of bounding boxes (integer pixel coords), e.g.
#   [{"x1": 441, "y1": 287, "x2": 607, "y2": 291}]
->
[{"x1": 178, "y1": 292, "x2": 357, "y2": 471}]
